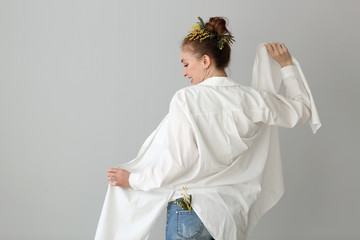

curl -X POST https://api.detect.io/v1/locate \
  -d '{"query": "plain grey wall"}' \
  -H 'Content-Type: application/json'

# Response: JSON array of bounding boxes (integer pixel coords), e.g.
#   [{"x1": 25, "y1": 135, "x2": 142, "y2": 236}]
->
[{"x1": 0, "y1": 0, "x2": 359, "y2": 239}]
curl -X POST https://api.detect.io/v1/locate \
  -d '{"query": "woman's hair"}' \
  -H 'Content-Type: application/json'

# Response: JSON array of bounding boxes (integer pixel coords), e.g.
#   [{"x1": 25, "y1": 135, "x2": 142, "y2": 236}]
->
[{"x1": 182, "y1": 16, "x2": 233, "y2": 69}]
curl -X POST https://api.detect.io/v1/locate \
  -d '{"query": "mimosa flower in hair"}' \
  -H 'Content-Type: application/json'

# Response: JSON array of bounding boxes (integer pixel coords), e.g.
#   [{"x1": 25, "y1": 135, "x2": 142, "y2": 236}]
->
[{"x1": 185, "y1": 16, "x2": 235, "y2": 50}]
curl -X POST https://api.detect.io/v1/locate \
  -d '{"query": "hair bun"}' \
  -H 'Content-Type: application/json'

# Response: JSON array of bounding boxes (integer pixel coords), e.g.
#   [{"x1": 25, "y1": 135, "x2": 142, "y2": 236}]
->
[
  {"x1": 205, "y1": 17, "x2": 232, "y2": 36},
  {"x1": 181, "y1": 16, "x2": 233, "y2": 69}
]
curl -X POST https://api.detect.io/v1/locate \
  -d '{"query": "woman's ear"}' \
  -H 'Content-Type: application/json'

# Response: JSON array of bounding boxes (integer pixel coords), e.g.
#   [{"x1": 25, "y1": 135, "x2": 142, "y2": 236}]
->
[{"x1": 202, "y1": 54, "x2": 211, "y2": 69}]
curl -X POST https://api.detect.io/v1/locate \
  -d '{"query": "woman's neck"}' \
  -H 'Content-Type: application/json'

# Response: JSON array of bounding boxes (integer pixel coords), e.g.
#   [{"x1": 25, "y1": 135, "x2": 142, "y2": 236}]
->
[{"x1": 206, "y1": 68, "x2": 227, "y2": 78}]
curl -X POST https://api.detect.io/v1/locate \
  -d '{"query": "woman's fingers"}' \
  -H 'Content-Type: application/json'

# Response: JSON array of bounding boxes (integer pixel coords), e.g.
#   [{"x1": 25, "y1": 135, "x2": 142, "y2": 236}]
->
[
  {"x1": 281, "y1": 43, "x2": 290, "y2": 55},
  {"x1": 265, "y1": 43, "x2": 273, "y2": 54},
  {"x1": 271, "y1": 42, "x2": 280, "y2": 55},
  {"x1": 107, "y1": 172, "x2": 121, "y2": 178},
  {"x1": 265, "y1": 42, "x2": 280, "y2": 55},
  {"x1": 266, "y1": 42, "x2": 292, "y2": 67},
  {"x1": 107, "y1": 169, "x2": 118, "y2": 182},
  {"x1": 275, "y1": 42, "x2": 283, "y2": 54},
  {"x1": 107, "y1": 175, "x2": 116, "y2": 180},
  {"x1": 107, "y1": 172, "x2": 118, "y2": 185},
  {"x1": 106, "y1": 168, "x2": 131, "y2": 188},
  {"x1": 266, "y1": 42, "x2": 284, "y2": 53}
]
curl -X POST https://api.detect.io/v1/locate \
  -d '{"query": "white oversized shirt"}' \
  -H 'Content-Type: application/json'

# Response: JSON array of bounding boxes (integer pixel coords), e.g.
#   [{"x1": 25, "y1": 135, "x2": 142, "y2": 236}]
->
[{"x1": 94, "y1": 43, "x2": 321, "y2": 240}]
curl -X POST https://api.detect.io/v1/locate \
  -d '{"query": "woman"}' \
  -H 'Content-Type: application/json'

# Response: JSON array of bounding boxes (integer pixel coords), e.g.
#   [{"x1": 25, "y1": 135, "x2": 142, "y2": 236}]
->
[{"x1": 100, "y1": 17, "x2": 319, "y2": 240}]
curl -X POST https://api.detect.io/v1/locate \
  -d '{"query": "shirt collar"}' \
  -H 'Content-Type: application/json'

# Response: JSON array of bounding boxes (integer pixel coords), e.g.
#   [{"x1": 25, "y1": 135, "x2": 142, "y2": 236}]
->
[{"x1": 197, "y1": 76, "x2": 239, "y2": 86}]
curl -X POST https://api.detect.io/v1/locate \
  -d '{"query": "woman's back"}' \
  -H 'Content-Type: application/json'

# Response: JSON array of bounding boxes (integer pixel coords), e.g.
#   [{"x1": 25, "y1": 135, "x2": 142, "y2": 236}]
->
[{"x1": 170, "y1": 64, "x2": 310, "y2": 171}]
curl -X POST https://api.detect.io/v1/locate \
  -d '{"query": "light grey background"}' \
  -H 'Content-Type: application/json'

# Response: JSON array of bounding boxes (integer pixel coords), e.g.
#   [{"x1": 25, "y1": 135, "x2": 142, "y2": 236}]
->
[{"x1": 0, "y1": 0, "x2": 359, "y2": 239}]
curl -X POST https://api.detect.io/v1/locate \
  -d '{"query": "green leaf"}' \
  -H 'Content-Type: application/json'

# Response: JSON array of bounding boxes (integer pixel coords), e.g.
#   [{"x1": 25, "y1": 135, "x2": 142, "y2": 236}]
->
[{"x1": 197, "y1": 16, "x2": 205, "y2": 28}]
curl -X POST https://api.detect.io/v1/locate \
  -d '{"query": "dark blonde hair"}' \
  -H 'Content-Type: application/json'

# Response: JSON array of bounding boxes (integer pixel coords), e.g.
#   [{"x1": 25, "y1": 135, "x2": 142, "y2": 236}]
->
[{"x1": 182, "y1": 17, "x2": 233, "y2": 69}]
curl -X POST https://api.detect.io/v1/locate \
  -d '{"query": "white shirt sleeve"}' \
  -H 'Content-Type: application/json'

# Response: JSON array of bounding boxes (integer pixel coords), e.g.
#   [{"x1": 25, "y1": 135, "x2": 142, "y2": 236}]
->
[
  {"x1": 245, "y1": 64, "x2": 311, "y2": 128},
  {"x1": 128, "y1": 93, "x2": 198, "y2": 191}
]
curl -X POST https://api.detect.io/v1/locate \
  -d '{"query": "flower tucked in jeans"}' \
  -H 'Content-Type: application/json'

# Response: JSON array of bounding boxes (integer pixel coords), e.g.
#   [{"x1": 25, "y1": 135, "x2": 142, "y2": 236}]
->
[{"x1": 166, "y1": 198, "x2": 214, "y2": 240}]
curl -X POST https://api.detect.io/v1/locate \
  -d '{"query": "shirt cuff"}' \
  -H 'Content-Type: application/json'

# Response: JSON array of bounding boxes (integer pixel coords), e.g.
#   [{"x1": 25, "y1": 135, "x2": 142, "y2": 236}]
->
[
  {"x1": 128, "y1": 172, "x2": 142, "y2": 191},
  {"x1": 280, "y1": 64, "x2": 299, "y2": 79}
]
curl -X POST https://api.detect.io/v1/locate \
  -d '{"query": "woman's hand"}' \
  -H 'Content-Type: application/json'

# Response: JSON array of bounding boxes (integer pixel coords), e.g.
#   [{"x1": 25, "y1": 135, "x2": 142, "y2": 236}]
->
[
  {"x1": 265, "y1": 42, "x2": 293, "y2": 67},
  {"x1": 107, "y1": 168, "x2": 131, "y2": 188}
]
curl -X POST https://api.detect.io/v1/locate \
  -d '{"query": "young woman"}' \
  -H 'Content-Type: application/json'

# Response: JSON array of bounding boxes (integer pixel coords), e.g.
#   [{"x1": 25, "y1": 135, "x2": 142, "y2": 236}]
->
[{"x1": 100, "y1": 16, "x2": 319, "y2": 240}]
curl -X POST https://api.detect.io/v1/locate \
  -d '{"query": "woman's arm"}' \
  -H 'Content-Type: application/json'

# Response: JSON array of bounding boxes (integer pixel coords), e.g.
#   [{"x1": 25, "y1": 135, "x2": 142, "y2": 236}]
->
[{"x1": 244, "y1": 43, "x2": 311, "y2": 128}]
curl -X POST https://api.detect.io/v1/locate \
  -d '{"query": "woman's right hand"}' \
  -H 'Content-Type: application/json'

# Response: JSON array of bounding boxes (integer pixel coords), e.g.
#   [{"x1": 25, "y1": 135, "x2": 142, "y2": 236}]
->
[{"x1": 265, "y1": 42, "x2": 293, "y2": 67}]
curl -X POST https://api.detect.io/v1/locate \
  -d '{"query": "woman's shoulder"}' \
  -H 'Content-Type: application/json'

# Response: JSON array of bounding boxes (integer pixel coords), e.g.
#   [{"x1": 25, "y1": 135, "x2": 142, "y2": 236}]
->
[
  {"x1": 171, "y1": 86, "x2": 194, "y2": 102},
  {"x1": 170, "y1": 83, "x2": 264, "y2": 107}
]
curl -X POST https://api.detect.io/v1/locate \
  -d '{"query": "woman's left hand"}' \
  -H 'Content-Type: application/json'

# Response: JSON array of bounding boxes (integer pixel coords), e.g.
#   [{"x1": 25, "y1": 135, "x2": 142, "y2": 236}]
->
[
  {"x1": 265, "y1": 42, "x2": 293, "y2": 67},
  {"x1": 107, "y1": 168, "x2": 131, "y2": 188}
]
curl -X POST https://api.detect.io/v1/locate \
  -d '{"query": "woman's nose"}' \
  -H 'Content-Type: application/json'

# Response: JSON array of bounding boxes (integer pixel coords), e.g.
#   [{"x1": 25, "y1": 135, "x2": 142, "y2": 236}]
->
[{"x1": 183, "y1": 69, "x2": 187, "y2": 77}]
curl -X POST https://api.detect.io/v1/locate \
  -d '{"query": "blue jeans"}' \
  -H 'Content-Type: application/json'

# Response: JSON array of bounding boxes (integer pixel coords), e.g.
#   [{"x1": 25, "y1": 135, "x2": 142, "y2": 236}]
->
[{"x1": 165, "y1": 198, "x2": 214, "y2": 240}]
